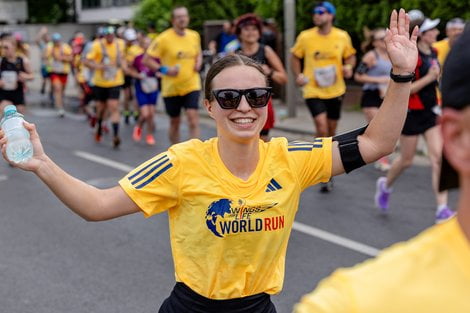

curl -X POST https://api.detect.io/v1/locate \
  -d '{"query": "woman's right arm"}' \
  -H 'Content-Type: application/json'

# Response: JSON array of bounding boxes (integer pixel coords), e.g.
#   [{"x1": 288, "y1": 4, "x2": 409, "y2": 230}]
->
[
  {"x1": 410, "y1": 64, "x2": 439, "y2": 94},
  {"x1": 354, "y1": 51, "x2": 389, "y2": 84},
  {"x1": 0, "y1": 123, "x2": 140, "y2": 221}
]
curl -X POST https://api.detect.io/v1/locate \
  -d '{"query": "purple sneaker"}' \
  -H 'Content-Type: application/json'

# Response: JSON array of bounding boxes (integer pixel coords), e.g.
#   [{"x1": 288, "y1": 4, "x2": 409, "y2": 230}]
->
[
  {"x1": 374, "y1": 177, "x2": 392, "y2": 213},
  {"x1": 435, "y1": 206, "x2": 455, "y2": 224}
]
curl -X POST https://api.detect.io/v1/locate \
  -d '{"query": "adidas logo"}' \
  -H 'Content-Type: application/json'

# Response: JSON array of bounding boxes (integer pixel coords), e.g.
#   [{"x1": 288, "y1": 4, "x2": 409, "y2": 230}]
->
[{"x1": 265, "y1": 178, "x2": 282, "y2": 192}]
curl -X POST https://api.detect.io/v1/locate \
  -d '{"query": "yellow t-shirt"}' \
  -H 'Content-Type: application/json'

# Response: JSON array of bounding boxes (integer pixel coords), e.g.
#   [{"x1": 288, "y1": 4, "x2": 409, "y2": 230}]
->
[
  {"x1": 125, "y1": 43, "x2": 144, "y2": 64},
  {"x1": 433, "y1": 39, "x2": 450, "y2": 67},
  {"x1": 119, "y1": 137, "x2": 332, "y2": 299},
  {"x1": 291, "y1": 27, "x2": 356, "y2": 99},
  {"x1": 86, "y1": 38, "x2": 125, "y2": 87},
  {"x1": 294, "y1": 217, "x2": 470, "y2": 313},
  {"x1": 146, "y1": 28, "x2": 201, "y2": 97},
  {"x1": 46, "y1": 43, "x2": 73, "y2": 74}
]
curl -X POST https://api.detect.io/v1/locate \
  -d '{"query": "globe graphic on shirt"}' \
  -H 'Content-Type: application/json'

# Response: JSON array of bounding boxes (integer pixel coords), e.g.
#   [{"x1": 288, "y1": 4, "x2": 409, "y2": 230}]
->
[{"x1": 205, "y1": 198, "x2": 232, "y2": 237}]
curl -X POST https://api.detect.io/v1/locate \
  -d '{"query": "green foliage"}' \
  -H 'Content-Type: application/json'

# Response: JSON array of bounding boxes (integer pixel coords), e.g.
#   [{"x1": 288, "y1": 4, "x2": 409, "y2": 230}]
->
[
  {"x1": 27, "y1": 0, "x2": 73, "y2": 24},
  {"x1": 133, "y1": 0, "x2": 173, "y2": 31}
]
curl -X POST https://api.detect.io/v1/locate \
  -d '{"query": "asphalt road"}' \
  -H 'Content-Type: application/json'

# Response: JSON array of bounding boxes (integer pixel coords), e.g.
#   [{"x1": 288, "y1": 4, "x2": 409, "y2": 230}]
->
[{"x1": 0, "y1": 103, "x2": 458, "y2": 313}]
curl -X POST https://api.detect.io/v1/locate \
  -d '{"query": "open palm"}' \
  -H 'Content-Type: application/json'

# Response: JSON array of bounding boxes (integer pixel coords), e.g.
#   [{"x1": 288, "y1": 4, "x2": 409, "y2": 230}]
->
[{"x1": 385, "y1": 9, "x2": 419, "y2": 74}]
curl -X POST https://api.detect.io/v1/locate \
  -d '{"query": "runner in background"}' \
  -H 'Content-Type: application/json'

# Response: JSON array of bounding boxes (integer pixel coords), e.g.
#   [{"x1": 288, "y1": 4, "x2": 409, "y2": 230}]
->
[
  {"x1": 129, "y1": 36, "x2": 159, "y2": 146},
  {"x1": 35, "y1": 27, "x2": 51, "y2": 95},
  {"x1": 234, "y1": 13, "x2": 287, "y2": 141},
  {"x1": 290, "y1": 1, "x2": 356, "y2": 193},
  {"x1": 0, "y1": 35, "x2": 34, "y2": 116},
  {"x1": 354, "y1": 28, "x2": 392, "y2": 171},
  {"x1": 45, "y1": 33, "x2": 73, "y2": 117},
  {"x1": 122, "y1": 28, "x2": 140, "y2": 125},
  {"x1": 143, "y1": 6, "x2": 202, "y2": 145},
  {"x1": 85, "y1": 26, "x2": 127, "y2": 149}
]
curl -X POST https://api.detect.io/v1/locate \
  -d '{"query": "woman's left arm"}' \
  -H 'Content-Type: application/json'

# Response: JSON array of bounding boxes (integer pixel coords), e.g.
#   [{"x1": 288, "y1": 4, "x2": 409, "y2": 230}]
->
[{"x1": 332, "y1": 9, "x2": 418, "y2": 176}]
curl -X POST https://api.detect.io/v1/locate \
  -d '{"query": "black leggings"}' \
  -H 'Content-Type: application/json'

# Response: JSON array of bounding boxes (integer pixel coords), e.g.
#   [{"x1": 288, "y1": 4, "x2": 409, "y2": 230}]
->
[{"x1": 158, "y1": 283, "x2": 277, "y2": 313}]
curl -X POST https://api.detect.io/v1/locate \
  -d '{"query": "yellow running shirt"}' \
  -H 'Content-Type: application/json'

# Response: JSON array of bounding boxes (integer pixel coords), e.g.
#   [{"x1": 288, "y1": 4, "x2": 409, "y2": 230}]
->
[
  {"x1": 294, "y1": 217, "x2": 470, "y2": 313},
  {"x1": 125, "y1": 43, "x2": 144, "y2": 64},
  {"x1": 119, "y1": 137, "x2": 332, "y2": 299},
  {"x1": 46, "y1": 43, "x2": 73, "y2": 74},
  {"x1": 86, "y1": 38, "x2": 125, "y2": 88},
  {"x1": 291, "y1": 27, "x2": 356, "y2": 99},
  {"x1": 433, "y1": 39, "x2": 450, "y2": 67},
  {"x1": 146, "y1": 28, "x2": 201, "y2": 97}
]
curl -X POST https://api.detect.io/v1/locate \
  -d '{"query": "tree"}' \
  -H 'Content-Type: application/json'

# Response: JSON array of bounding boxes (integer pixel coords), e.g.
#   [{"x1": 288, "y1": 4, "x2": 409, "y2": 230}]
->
[{"x1": 27, "y1": 0, "x2": 74, "y2": 24}]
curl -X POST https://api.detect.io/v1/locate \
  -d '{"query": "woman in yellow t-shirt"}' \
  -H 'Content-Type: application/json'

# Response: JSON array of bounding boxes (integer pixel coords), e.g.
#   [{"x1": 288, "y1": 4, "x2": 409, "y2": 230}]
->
[{"x1": 0, "y1": 9, "x2": 418, "y2": 313}]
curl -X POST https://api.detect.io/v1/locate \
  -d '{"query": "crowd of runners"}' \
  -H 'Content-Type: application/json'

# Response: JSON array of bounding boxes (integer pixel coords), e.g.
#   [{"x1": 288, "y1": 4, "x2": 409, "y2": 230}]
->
[{"x1": 0, "y1": 3, "x2": 469, "y2": 312}]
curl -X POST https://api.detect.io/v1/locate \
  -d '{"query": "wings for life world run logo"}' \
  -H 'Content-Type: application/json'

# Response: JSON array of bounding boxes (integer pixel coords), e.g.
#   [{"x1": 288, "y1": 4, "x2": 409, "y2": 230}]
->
[{"x1": 205, "y1": 199, "x2": 285, "y2": 238}]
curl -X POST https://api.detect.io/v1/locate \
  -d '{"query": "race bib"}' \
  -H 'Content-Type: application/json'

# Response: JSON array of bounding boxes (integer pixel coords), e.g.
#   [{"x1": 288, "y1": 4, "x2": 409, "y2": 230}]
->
[
  {"x1": 314, "y1": 65, "x2": 337, "y2": 88},
  {"x1": 103, "y1": 66, "x2": 117, "y2": 81},
  {"x1": 141, "y1": 76, "x2": 158, "y2": 93},
  {"x1": 52, "y1": 60, "x2": 65, "y2": 73},
  {"x1": 1, "y1": 71, "x2": 18, "y2": 90}
]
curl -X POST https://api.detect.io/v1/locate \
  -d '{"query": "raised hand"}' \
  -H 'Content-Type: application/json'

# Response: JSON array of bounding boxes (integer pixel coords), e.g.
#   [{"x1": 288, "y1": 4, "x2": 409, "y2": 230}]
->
[
  {"x1": 0, "y1": 122, "x2": 48, "y2": 172},
  {"x1": 385, "y1": 9, "x2": 419, "y2": 75}
]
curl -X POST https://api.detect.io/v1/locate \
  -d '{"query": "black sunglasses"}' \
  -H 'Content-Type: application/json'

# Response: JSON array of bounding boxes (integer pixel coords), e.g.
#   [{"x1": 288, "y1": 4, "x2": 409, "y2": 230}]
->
[{"x1": 212, "y1": 87, "x2": 272, "y2": 109}]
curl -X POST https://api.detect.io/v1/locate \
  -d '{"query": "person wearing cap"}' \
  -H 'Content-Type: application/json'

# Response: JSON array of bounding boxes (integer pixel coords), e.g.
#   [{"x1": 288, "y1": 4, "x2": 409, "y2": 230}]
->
[
  {"x1": 85, "y1": 26, "x2": 128, "y2": 148},
  {"x1": 143, "y1": 6, "x2": 202, "y2": 144},
  {"x1": 290, "y1": 1, "x2": 356, "y2": 193},
  {"x1": 234, "y1": 13, "x2": 287, "y2": 142},
  {"x1": 122, "y1": 28, "x2": 141, "y2": 125},
  {"x1": 433, "y1": 18, "x2": 466, "y2": 68},
  {"x1": 374, "y1": 16, "x2": 452, "y2": 223},
  {"x1": 293, "y1": 26, "x2": 470, "y2": 313},
  {"x1": 45, "y1": 33, "x2": 73, "y2": 117}
]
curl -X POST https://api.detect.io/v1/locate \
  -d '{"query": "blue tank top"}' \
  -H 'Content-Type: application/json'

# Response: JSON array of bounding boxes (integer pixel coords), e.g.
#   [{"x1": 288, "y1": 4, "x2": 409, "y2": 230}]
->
[{"x1": 363, "y1": 50, "x2": 392, "y2": 91}]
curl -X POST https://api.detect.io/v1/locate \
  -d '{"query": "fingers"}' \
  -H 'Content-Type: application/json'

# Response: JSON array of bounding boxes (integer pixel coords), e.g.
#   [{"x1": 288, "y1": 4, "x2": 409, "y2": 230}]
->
[
  {"x1": 404, "y1": 12, "x2": 410, "y2": 39},
  {"x1": 23, "y1": 122, "x2": 39, "y2": 140},
  {"x1": 398, "y1": 8, "x2": 406, "y2": 36},
  {"x1": 410, "y1": 25, "x2": 419, "y2": 45},
  {"x1": 389, "y1": 9, "x2": 398, "y2": 36}
]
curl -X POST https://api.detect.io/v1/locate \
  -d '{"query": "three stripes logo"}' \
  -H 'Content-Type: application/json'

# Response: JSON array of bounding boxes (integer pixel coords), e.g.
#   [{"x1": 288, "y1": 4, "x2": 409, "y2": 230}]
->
[
  {"x1": 127, "y1": 154, "x2": 173, "y2": 189},
  {"x1": 287, "y1": 138, "x2": 323, "y2": 152},
  {"x1": 265, "y1": 178, "x2": 282, "y2": 192}
]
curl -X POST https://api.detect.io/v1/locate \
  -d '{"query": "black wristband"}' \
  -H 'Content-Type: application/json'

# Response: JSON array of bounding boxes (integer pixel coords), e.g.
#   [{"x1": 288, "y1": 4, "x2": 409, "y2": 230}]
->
[{"x1": 390, "y1": 69, "x2": 415, "y2": 83}]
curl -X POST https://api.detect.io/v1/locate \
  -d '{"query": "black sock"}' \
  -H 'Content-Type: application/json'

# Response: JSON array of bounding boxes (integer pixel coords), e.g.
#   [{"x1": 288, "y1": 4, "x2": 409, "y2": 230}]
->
[
  {"x1": 112, "y1": 123, "x2": 119, "y2": 137},
  {"x1": 97, "y1": 119, "x2": 102, "y2": 136}
]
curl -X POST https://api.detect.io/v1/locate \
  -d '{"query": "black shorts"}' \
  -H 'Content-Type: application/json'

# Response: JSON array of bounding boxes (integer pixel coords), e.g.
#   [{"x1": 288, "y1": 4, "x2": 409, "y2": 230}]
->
[
  {"x1": 402, "y1": 109, "x2": 437, "y2": 136},
  {"x1": 163, "y1": 90, "x2": 200, "y2": 118},
  {"x1": 122, "y1": 75, "x2": 133, "y2": 88},
  {"x1": 305, "y1": 96, "x2": 343, "y2": 120},
  {"x1": 0, "y1": 89, "x2": 25, "y2": 106},
  {"x1": 361, "y1": 89, "x2": 383, "y2": 108},
  {"x1": 93, "y1": 86, "x2": 121, "y2": 102},
  {"x1": 158, "y1": 283, "x2": 277, "y2": 313}
]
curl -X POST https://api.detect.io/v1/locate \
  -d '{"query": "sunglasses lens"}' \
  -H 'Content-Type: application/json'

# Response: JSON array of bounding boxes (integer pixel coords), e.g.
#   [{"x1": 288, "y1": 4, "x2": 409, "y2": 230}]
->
[
  {"x1": 246, "y1": 88, "x2": 270, "y2": 108},
  {"x1": 216, "y1": 90, "x2": 241, "y2": 109},
  {"x1": 314, "y1": 9, "x2": 325, "y2": 15}
]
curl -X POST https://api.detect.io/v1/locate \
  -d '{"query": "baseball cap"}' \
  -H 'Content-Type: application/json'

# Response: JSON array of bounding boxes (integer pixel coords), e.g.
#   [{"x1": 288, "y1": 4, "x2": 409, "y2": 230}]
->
[
  {"x1": 408, "y1": 9, "x2": 425, "y2": 23},
  {"x1": 51, "y1": 33, "x2": 62, "y2": 41},
  {"x1": 124, "y1": 28, "x2": 137, "y2": 41},
  {"x1": 103, "y1": 26, "x2": 115, "y2": 35},
  {"x1": 419, "y1": 18, "x2": 440, "y2": 33},
  {"x1": 313, "y1": 1, "x2": 336, "y2": 15},
  {"x1": 446, "y1": 18, "x2": 465, "y2": 29},
  {"x1": 438, "y1": 26, "x2": 470, "y2": 191}
]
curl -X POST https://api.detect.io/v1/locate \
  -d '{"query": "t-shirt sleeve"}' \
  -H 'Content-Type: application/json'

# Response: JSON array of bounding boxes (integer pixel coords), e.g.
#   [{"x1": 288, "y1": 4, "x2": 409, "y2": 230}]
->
[
  {"x1": 86, "y1": 41, "x2": 100, "y2": 62},
  {"x1": 342, "y1": 33, "x2": 356, "y2": 59},
  {"x1": 63, "y1": 44, "x2": 73, "y2": 56},
  {"x1": 290, "y1": 32, "x2": 305, "y2": 59},
  {"x1": 288, "y1": 137, "x2": 332, "y2": 190},
  {"x1": 119, "y1": 151, "x2": 179, "y2": 218},
  {"x1": 293, "y1": 271, "x2": 354, "y2": 313},
  {"x1": 146, "y1": 36, "x2": 162, "y2": 59}
]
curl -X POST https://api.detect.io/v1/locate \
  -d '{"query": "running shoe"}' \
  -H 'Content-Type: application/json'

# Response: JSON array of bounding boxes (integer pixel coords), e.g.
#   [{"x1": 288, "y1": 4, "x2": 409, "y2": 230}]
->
[
  {"x1": 374, "y1": 157, "x2": 391, "y2": 172},
  {"x1": 133, "y1": 111, "x2": 140, "y2": 122},
  {"x1": 146, "y1": 134, "x2": 156, "y2": 146},
  {"x1": 94, "y1": 133, "x2": 102, "y2": 143},
  {"x1": 374, "y1": 177, "x2": 392, "y2": 213},
  {"x1": 319, "y1": 178, "x2": 333, "y2": 193},
  {"x1": 435, "y1": 206, "x2": 455, "y2": 224},
  {"x1": 58, "y1": 109, "x2": 65, "y2": 118},
  {"x1": 132, "y1": 126, "x2": 142, "y2": 142},
  {"x1": 113, "y1": 136, "x2": 121, "y2": 149}
]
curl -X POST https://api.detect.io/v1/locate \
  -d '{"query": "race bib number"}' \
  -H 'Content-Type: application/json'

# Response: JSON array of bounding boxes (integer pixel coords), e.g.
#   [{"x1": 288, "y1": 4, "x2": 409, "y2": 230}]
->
[
  {"x1": 103, "y1": 66, "x2": 117, "y2": 81},
  {"x1": 1, "y1": 71, "x2": 18, "y2": 90},
  {"x1": 141, "y1": 76, "x2": 158, "y2": 93},
  {"x1": 314, "y1": 65, "x2": 337, "y2": 88},
  {"x1": 52, "y1": 60, "x2": 65, "y2": 73}
]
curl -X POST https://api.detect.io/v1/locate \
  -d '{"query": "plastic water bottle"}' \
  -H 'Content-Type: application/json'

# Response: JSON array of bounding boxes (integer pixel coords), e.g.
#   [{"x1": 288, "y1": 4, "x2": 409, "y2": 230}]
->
[{"x1": 0, "y1": 105, "x2": 33, "y2": 163}]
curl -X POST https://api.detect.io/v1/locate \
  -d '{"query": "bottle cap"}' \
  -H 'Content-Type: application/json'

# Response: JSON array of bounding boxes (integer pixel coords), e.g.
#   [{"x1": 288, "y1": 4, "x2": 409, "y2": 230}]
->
[{"x1": 3, "y1": 105, "x2": 17, "y2": 116}]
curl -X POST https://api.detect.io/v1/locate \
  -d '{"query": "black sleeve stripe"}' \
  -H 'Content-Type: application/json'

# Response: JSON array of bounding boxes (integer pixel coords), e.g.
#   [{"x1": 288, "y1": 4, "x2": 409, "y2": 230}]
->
[{"x1": 128, "y1": 154, "x2": 168, "y2": 180}]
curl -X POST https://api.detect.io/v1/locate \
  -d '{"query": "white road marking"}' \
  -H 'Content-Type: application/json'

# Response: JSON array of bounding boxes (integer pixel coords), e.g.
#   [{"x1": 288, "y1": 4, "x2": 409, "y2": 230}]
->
[
  {"x1": 293, "y1": 221, "x2": 379, "y2": 256},
  {"x1": 73, "y1": 151, "x2": 133, "y2": 172},
  {"x1": 75, "y1": 150, "x2": 381, "y2": 257}
]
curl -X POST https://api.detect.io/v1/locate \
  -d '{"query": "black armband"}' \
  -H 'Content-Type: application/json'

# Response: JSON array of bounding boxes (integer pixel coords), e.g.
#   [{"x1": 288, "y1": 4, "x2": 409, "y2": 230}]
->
[
  {"x1": 390, "y1": 70, "x2": 415, "y2": 83},
  {"x1": 333, "y1": 125, "x2": 368, "y2": 173},
  {"x1": 355, "y1": 61, "x2": 369, "y2": 75}
]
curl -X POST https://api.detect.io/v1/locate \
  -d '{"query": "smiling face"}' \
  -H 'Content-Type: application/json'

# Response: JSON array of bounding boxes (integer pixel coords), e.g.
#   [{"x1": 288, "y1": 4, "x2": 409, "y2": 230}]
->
[
  {"x1": 239, "y1": 24, "x2": 261, "y2": 44},
  {"x1": 204, "y1": 65, "x2": 268, "y2": 144}
]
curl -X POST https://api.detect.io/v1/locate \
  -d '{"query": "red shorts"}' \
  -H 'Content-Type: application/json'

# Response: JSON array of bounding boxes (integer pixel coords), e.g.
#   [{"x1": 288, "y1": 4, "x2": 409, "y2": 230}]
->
[{"x1": 50, "y1": 73, "x2": 68, "y2": 86}]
